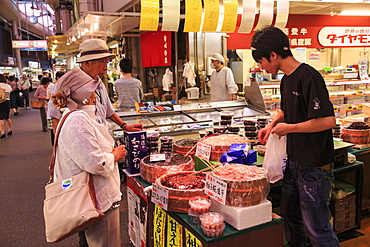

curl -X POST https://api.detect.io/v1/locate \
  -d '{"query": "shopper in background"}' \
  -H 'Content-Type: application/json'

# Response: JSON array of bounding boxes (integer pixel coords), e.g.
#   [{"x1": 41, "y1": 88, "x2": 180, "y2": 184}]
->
[
  {"x1": 209, "y1": 53, "x2": 238, "y2": 102},
  {"x1": 47, "y1": 71, "x2": 65, "y2": 145},
  {"x1": 19, "y1": 74, "x2": 31, "y2": 109},
  {"x1": 0, "y1": 74, "x2": 13, "y2": 138},
  {"x1": 7, "y1": 75, "x2": 23, "y2": 116},
  {"x1": 252, "y1": 26, "x2": 338, "y2": 247},
  {"x1": 34, "y1": 77, "x2": 50, "y2": 132},
  {"x1": 52, "y1": 74, "x2": 125, "y2": 246},
  {"x1": 114, "y1": 58, "x2": 143, "y2": 109}
]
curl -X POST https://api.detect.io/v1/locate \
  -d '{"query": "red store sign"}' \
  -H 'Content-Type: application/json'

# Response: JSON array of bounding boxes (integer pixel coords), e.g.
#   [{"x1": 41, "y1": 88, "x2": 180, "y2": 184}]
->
[
  {"x1": 227, "y1": 15, "x2": 370, "y2": 49},
  {"x1": 318, "y1": 27, "x2": 370, "y2": 47}
]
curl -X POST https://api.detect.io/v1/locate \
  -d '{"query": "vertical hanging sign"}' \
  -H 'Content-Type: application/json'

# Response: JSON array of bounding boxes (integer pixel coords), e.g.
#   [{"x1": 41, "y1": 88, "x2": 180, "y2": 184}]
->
[
  {"x1": 184, "y1": 0, "x2": 203, "y2": 32},
  {"x1": 167, "y1": 215, "x2": 183, "y2": 247},
  {"x1": 238, "y1": 0, "x2": 257, "y2": 33},
  {"x1": 162, "y1": 0, "x2": 180, "y2": 31},
  {"x1": 255, "y1": 0, "x2": 274, "y2": 30},
  {"x1": 185, "y1": 228, "x2": 203, "y2": 247},
  {"x1": 221, "y1": 0, "x2": 238, "y2": 33},
  {"x1": 202, "y1": 0, "x2": 220, "y2": 32},
  {"x1": 154, "y1": 205, "x2": 167, "y2": 247},
  {"x1": 275, "y1": 0, "x2": 290, "y2": 30},
  {"x1": 140, "y1": 0, "x2": 159, "y2": 31}
]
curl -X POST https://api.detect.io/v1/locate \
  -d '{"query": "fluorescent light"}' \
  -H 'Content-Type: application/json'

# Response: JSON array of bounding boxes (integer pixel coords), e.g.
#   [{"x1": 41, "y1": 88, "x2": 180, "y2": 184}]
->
[{"x1": 339, "y1": 10, "x2": 370, "y2": 16}]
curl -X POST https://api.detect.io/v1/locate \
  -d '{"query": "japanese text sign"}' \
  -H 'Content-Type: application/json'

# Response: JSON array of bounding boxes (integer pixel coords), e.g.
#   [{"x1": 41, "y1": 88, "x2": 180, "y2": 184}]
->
[
  {"x1": 319, "y1": 27, "x2": 370, "y2": 47},
  {"x1": 154, "y1": 205, "x2": 167, "y2": 247},
  {"x1": 152, "y1": 183, "x2": 169, "y2": 211},
  {"x1": 185, "y1": 228, "x2": 203, "y2": 247},
  {"x1": 196, "y1": 142, "x2": 211, "y2": 161},
  {"x1": 205, "y1": 173, "x2": 227, "y2": 205},
  {"x1": 167, "y1": 215, "x2": 183, "y2": 247}
]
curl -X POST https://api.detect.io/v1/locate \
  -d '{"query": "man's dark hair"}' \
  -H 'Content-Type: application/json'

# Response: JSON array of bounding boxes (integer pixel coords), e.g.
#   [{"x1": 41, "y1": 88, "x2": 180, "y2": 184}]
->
[
  {"x1": 119, "y1": 58, "x2": 133, "y2": 74},
  {"x1": 41, "y1": 77, "x2": 51, "y2": 85},
  {"x1": 8, "y1": 75, "x2": 15, "y2": 81},
  {"x1": 251, "y1": 26, "x2": 293, "y2": 63},
  {"x1": 55, "y1": 71, "x2": 65, "y2": 79},
  {"x1": 38, "y1": 74, "x2": 43, "y2": 80}
]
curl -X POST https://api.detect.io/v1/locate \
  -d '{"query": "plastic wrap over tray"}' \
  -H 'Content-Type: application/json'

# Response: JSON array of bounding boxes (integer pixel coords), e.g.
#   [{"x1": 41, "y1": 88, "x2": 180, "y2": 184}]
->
[
  {"x1": 212, "y1": 164, "x2": 269, "y2": 207},
  {"x1": 140, "y1": 153, "x2": 194, "y2": 184},
  {"x1": 155, "y1": 171, "x2": 208, "y2": 213},
  {"x1": 199, "y1": 134, "x2": 251, "y2": 161}
]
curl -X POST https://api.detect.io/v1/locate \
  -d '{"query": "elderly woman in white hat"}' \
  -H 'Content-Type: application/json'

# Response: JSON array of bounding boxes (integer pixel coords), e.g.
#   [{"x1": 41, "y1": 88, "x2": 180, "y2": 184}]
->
[
  {"x1": 52, "y1": 73, "x2": 126, "y2": 246},
  {"x1": 52, "y1": 38, "x2": 142, "y2": 133}
]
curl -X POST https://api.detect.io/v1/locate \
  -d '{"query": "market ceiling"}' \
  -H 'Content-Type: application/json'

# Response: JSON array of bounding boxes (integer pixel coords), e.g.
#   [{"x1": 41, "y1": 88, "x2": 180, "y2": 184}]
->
[{"x1": 46, "y1": 0, "x2": 370, "y2": 58}]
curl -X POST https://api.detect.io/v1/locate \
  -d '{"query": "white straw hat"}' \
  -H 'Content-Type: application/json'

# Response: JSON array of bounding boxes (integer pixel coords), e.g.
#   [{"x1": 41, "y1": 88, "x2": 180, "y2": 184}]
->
[
  {"x1": 76, "y1": 39, "x2": 115, "y2": 63},
  {"x1": 209, "y1": 53, "x2": 225, "y2": 64}
]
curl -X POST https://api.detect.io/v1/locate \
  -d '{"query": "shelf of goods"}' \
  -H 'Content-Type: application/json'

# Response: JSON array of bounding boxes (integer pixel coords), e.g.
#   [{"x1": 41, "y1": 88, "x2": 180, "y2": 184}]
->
[
  {"x1": 260, "y1": 79, "x2": 370, "y2": 116},
  {"x1": 116, "y1": 100, "x2": 268, "y2": 135}
]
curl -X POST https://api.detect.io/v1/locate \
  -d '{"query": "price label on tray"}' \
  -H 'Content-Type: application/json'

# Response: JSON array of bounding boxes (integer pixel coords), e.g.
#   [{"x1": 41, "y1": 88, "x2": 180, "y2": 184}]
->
[
  {"x1": 151, "y1": 183, "x2": 169, "y2": 210},
  {"x1": 205, "y1": 174, "x2": 227, "y2": 205},
  {"x1": 196, "y1": 142, "x2": 211, "y2": 161},
  {"x1": 150, "y1": 153, "x2": 166, "y2": 162}
]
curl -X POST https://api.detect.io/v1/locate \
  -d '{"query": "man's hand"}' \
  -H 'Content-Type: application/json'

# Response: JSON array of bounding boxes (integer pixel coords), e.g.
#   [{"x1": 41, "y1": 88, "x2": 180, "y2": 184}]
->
[
  {"x1": 124, "y1": 124, "x2": 144, "y2": 132},
  {"x1": 258, "y1": 125, "x2": 272, "y2": 145}
]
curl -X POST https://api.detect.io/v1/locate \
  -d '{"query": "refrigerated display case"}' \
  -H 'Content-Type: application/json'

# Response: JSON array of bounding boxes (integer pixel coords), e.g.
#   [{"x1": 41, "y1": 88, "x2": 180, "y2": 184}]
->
[{"x1": 116, "y1": 80, "x2": 269, "y2": 135}]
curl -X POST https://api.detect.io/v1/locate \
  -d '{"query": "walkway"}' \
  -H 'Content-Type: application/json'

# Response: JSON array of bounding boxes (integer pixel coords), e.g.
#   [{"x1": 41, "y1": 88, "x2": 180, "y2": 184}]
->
[{"x1": 0, "y1": 94, "x2": 132, "y2": 246}]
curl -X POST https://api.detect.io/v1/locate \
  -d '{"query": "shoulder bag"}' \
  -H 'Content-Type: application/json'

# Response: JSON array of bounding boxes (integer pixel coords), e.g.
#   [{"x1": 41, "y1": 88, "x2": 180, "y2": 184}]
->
[
  {"x1": 31, "y1": 100, "x2": 44, "y2": 109},
  {"x1": 43, "y1": 110, "x2": 105, "y2": 242}
]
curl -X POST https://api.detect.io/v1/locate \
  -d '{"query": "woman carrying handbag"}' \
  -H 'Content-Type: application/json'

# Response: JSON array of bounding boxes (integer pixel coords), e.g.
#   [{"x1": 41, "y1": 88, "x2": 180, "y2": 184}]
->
[{"x1": 46, "y1": 73, "x2": 126, "y2": 246}]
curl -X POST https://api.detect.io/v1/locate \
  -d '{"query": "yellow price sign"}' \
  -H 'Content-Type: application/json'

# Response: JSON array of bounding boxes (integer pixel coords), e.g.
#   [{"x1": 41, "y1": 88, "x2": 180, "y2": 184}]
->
[
  {"x1": 185, "y1": 228, "x2": 203, "y2": 247},
  {"x1": 140, "y1": 0, "x2": 159, "y2": 31},
  {"x1": 153, "y1": 205, "x2": 167, "y2": 247},
  {"x1": 167, "y1": 215, "x2": 183, "y2": 247}
]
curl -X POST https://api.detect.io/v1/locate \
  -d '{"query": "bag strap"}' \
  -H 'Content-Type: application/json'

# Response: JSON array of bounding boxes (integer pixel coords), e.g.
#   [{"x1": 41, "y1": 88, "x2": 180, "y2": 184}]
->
[{"x1": 48, "y1": 110, "x2": 76, "y2": 183}]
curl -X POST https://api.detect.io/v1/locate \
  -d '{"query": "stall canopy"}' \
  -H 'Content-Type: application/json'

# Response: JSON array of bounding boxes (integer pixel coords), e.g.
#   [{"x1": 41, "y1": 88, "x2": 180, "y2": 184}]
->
[{"x1": 48, "y1": 11, "x2": 140, "y2": 58}]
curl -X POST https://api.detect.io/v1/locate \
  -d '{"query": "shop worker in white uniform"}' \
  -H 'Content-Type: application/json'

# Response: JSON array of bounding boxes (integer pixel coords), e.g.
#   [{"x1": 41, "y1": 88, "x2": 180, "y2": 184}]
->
[{"x1": 209, "y1": 53, "x2": 239, "y2": 101}]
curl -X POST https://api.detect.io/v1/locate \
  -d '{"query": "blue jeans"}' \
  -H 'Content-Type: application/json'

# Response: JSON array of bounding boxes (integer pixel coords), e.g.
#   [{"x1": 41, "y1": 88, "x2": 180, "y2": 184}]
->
[{"x1": 281, "y1": 160, "x2": 339, "y2": 247}]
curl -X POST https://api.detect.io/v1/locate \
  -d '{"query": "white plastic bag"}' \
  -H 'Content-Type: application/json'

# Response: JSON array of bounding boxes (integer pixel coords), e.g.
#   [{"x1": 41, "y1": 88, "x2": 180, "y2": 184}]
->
[{"x1": 262, "y1": 134, "x2": 287, "y2": 183}]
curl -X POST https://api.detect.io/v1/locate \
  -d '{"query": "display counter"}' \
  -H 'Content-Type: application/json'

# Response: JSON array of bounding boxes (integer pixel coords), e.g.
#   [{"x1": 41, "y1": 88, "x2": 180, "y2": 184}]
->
[
  {"x1": 126, "y1": 174, "x2": 285, "y2": 247},
  {"x1": 116, "y1": 100, "x2": 268, "y2": 136}
]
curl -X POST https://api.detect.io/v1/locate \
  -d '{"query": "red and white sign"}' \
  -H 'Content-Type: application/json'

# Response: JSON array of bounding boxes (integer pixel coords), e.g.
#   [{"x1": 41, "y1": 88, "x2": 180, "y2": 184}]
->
[
  {"x1": 319, "y1": 27, "x2": 370, "y2": 47},
  {"x1": 12, "y1": 40, "x2": 48, "y2": 48}
]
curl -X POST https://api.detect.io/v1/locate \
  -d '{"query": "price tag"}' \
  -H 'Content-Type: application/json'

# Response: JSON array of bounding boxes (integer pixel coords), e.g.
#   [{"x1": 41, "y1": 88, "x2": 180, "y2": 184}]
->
[
  {"x1": 152, "y1": 183, "x2": 169, "y2": 210},
  {"x1": 196, "y1": 142, "x2": 211, "y2": 160},
  {"x1": 205, "y1": 173, "x2": 227, "y2": 205},
  {"x1": 173, "y1": 105, "x2": 182, "y2": 111},
  {"x1": 150, "y1": 153, "x2": 166, "y2": 162}
]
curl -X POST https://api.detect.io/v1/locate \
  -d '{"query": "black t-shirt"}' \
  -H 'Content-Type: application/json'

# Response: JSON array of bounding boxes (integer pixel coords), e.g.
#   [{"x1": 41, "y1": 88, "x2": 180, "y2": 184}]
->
[{"x1": 280, "y1": 63, "x2": 335, "y2": 167}]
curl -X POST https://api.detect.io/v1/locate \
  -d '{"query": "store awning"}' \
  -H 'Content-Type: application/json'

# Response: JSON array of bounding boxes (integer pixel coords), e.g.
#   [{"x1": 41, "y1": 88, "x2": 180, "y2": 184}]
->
[{"x1": 48, "y1": 11, "x2": 140, "y2": 58}]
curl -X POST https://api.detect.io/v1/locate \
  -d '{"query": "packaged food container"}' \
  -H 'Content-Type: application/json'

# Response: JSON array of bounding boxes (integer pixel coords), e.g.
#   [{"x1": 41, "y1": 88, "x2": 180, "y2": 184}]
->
[
  {"x1": 199, "y1": 130, "x2": 207, "y2": 138},
  {"x1": 213, "y1": 125, "x2": 226, "y2": 133},
  {"x1": 189, "y1": 197, "x2": 211, "y2": 215},
  {"x1": 220, "y1": 111, "x2": 234, "y2": 120},
  {"x1": 147, "y1": 141, "x2": 159, "y2": 147},
  {"x1": 199, "y1": 212, "x2": 224, "y2": 230},
  {"x1": 256, "y1": 145, "x2": 266, "y2": 156},
  {"x1": 227, "y1": 125, "x2": 240, "y2": 133},
  {"x1": 201, "y1": 222, "x2": 225, "y2": 237},
  {"x1": 147, "y1": 131, "x2": 160, "y2": 141},
  {"x1": 160, "y1": 136, "x2": 174, "y2": 143},
  {"x1": 220, "y1": 120, "x2": 232, "y2": 126},
  {"x1": 243, "y1": 118, "x2": 256, "y2": 126}
]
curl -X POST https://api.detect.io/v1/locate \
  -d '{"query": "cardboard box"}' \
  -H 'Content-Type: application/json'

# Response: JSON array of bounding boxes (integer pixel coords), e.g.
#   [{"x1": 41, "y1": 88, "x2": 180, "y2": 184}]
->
[
  {"x1": 124, "y1": 131, "x2": 148, "y2": 174},
  {"x1": 153, "y1": 88, "x2": 163, "y2": 98}
]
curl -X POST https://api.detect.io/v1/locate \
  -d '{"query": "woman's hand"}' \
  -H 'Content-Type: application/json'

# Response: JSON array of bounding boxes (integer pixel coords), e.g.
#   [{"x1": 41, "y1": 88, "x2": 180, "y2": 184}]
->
[{"x1": 112, "y1": 145, "x2": 126, "y2": 161}]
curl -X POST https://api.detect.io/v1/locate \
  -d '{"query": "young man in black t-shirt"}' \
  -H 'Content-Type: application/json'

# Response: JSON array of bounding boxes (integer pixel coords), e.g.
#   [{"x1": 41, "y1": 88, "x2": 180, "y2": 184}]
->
[{"x1": 252, "y1": 26, "x2": 339, "y2": 247}]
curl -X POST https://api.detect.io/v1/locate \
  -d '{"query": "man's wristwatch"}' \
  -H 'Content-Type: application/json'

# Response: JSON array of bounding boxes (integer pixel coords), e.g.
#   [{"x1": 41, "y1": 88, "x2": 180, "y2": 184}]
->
[{"x1": 120, "y1": 122, "x2": 127, "y2": 129}]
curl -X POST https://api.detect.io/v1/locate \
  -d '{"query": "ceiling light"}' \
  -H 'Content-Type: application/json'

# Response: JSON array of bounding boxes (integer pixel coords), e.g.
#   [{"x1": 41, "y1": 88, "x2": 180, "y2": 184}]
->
[
  {"x1": 84, "y1": 28, "x2": 90, "y2": 33},
  {"x1": 339, "y1": 10, "x2": 370, "y2": 16},
  {"x1": 71, "y1": 36, "x2": 76, "y2": 42},
  {"x1": 66, "y1": 42, "x2": 70, "y2": 45}
]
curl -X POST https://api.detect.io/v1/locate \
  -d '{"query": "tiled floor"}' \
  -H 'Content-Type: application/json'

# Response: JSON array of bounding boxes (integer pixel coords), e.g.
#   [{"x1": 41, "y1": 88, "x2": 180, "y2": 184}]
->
[{"x1": 341, "y1": 216, "x2": 370, "y2": 247}]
